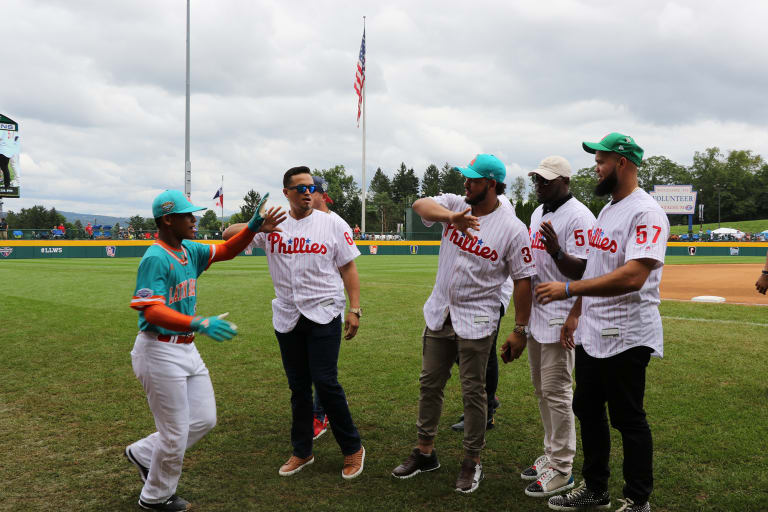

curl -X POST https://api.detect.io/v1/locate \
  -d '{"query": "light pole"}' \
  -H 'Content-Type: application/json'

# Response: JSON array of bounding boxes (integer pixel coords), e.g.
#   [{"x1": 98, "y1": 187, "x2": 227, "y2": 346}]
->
[{"x1": 715, "y1": 184, "x2": 722, "y2": 228}]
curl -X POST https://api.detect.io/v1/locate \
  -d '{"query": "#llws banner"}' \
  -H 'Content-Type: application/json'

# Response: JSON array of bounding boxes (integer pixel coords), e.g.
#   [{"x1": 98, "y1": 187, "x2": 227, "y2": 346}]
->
[
  {"x1": 649, "y1": 185, "x2": 696, "y2": 215},
  {"x1": 0, "y1": 114, "x2": 20, "y2": 198}
]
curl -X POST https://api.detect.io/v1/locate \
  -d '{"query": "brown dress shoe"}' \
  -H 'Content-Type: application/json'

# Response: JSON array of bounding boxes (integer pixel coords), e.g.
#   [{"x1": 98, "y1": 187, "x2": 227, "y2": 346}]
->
[
  {"x1": 341, "y1": 446, "x2": 365, "y2": 480},
  {"x1": 278, "y1": 454, "x2": 314, "y2": 476}
]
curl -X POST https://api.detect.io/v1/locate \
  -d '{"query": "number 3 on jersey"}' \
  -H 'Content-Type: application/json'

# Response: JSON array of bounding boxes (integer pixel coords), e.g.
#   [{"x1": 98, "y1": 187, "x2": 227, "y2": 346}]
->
[
  {"x1": 636, "y1": 225, "x2": 662, "y2": 244},
  {"x1": 521, "y1": 246, "x2": 532, "y2": 263}
]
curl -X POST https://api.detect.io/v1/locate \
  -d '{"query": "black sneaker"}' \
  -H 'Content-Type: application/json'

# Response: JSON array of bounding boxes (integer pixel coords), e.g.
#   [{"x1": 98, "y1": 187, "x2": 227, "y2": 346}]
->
[
  {"x1": 124, "y1": 447, "x2": 149, "y2": 483},
  {"x1": 455, "y1": 457, "x2": 483, "y2": 494},
  {"x1": 392, "y1": 448, "x2": 440, "y2": 479},
  {"x1": 450, "y1": 414, "x2": 495, "y2": 432},
  {"x1": 548, "y1": 481, "x2": 610, "y2": 510},
  {"x1": 492, "y1": 395, "x2": 501, "y2": 410},
  {"x1": 138, "y1": 495, "x2": 191, "y2": 511},
  {"x1": 615, "y1": 498, "x2": 651, "y2": 512}
]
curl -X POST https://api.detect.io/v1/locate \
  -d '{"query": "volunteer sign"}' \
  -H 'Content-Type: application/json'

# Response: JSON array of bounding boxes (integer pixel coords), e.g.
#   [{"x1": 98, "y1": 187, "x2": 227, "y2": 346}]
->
[{"x1": 650, "y1": 184, "x2": 696, "y2": 214}]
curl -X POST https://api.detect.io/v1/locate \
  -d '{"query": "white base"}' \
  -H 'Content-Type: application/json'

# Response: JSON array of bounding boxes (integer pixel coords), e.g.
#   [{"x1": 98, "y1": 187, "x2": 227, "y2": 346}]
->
[{"x1": 691, "y1": 295, "x2": 726, "y2": 303}]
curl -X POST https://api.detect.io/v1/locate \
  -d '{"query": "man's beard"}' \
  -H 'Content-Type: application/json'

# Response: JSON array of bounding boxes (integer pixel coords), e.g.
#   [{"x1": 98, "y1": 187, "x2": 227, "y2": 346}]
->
[
  {"x1": 466, "y1": 185, "x2": 489, "y2": 205},
  {"x1": 594, "y1": 168, "x2": 618, "y2": 196}
]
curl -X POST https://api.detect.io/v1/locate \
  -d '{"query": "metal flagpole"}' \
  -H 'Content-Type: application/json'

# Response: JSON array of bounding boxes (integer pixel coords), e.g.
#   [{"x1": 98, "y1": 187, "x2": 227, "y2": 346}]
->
[
  {"x1": 220, "y1": 174, "x2": 224, "y2": 220},
  {"x1": 184, "y1": 0, "x2": 192, "y2": 199},
  {"x1": 360, "y1": 16, "x2": 366, "y2": 235}
]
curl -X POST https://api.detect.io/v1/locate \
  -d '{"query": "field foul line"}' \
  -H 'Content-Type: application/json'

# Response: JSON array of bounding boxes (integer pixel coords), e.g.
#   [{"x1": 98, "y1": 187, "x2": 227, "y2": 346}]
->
[{"x1": 661, "y1": 315, "x2": 768, "y2": 327}]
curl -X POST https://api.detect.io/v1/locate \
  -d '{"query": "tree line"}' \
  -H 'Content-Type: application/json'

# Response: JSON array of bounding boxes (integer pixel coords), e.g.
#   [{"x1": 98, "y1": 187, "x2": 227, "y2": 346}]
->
[{"x1": 5, "y1": 146, "x2": 767, "y2": 234}]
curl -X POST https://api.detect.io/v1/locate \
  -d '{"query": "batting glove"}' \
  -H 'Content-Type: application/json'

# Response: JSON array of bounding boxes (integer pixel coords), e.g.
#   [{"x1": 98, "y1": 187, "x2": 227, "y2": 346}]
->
[
  {"x1": 191, "y1": 313, "x2": 238, "y2": 342},
  {"x1": 247, "y1": 193, "x2": 270, "y2": 232}
]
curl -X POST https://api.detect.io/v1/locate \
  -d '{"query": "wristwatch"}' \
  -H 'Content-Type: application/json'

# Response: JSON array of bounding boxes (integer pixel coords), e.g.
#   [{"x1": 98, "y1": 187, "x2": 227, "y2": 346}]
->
[
  {"x1": 348, "y1": 307, "x2": 362, "y2": 318},
  {"x1": 513, "y1": 325, "x2": 529, "y2": 336}
]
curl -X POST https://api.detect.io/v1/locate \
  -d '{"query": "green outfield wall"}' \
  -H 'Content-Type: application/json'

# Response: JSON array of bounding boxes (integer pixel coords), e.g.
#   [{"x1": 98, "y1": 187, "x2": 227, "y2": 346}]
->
[{"x1": 0, "y1": 240, "x2": 765, "y2": 259}]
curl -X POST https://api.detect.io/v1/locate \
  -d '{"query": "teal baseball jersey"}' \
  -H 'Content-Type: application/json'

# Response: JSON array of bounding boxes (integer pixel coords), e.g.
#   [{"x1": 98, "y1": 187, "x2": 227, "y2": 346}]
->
[{"x1": 130, "y1": 240, "x2": 215, "y2": 335}]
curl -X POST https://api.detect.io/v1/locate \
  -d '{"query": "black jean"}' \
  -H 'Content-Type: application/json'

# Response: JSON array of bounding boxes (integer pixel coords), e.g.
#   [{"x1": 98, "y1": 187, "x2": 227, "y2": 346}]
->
[
  {"x1": 573, "y1": 345, "x2": 653, "y2": 504},
  {"x1": 276, "y1": 315, "x2": 361, "y2": 458}
]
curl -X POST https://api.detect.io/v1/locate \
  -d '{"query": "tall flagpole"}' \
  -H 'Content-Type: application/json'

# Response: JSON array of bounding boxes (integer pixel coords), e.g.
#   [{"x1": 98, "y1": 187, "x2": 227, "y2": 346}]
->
[
  {"x1": 220, "y1": 174, "x2": 224, "y2": 220},
  {"x1": 184, "y1": 0, "x2": 192, "y2": 199},
  {"x1": 360, "y1": 16, "x2": 366, "y2": 234}
]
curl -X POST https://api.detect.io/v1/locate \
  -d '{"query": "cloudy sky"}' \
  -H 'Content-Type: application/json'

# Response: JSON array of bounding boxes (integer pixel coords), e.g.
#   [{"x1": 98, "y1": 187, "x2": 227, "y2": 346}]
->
[{"x1": 3, "y1": 0, "x2": 768, "y2": 218}]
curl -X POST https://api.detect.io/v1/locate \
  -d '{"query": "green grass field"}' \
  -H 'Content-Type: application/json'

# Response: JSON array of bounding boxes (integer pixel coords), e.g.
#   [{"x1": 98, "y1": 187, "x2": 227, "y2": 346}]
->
[
  {"x1": 669, "y1": 218, "x2": 768, "y2": 235},
  {"x1": 1, "y1": 256, "x2": 767, "y2": 511}
]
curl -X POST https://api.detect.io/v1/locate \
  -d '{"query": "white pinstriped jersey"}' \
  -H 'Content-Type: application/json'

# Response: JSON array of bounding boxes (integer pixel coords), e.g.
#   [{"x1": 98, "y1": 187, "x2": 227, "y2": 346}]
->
[
  {"x1": 577, "y1": 188, "x2": 669, "y2": 358},
  {"x1": 422, "y1": 193, "x2": 536, "y2": 339},
  {"x1": 250, "y1": 209, "x2": 360, "y2": 333},
  {"x1": 529, "y1": 197, "x2": 596, "y2": 343}
]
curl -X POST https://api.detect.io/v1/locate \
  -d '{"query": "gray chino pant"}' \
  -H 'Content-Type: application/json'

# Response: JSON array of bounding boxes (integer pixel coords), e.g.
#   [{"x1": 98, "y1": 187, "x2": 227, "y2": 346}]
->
[{"x1": 416, "y1": 316, "x2": 496, "y2": 458}]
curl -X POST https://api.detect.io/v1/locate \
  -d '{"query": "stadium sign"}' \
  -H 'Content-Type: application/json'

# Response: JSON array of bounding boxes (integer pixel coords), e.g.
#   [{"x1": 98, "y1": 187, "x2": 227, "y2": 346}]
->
[{"x1": 649, "y1": 185, "x2": 697, "y2": 215}]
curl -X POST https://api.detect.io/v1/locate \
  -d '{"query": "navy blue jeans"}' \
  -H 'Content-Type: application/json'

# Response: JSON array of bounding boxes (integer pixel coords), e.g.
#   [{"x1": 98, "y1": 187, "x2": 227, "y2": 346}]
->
[{"x1": 276, "y1": 315, "x2": 361, "y2": 458}]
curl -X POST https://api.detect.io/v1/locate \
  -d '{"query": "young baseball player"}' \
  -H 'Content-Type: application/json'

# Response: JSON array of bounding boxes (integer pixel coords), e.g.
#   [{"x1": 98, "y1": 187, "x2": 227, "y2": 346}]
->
[
  {"x1": 224, "y1": 166, "x2": 365, "y2": 480},
  {"x1": 519, "y1": 156, "x2": 595, "y2": 499},
  {"x1": 755, "y1": 249, "x2": 768, "y2": 294},
  {"x1": 125, "y1": 189, "x2": 285, "y2": 511},
  {"x1": 391, "y1": 154, "x2": 536, "y2": 494},
  {"x1": 536, "y1": 134, "x2": 669, "y2": 512}
]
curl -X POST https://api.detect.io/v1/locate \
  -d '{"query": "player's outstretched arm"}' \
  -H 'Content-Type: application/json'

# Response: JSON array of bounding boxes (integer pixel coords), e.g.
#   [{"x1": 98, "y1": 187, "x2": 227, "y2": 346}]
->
[
  {"x1": 413, "y1": 198, "x2": 479, "y2": 238},
  {"x1": 339, "y1": 260, "x2": 361, "y2": 340},
  {"x1": 559, "y1": 297, "x2": 582, "y2": 350},
  {"x1": 143, "y1": 305, "x2": 238, "y2": 342},
  {"x1": 213, "y1": 195, "x2": 286, "y2": 263}
]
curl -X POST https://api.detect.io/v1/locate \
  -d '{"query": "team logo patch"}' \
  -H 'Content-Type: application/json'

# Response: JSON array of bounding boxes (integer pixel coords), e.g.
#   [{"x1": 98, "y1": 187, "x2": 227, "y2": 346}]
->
[
  {"x1": 409, "y1": 245, "x2": 419, "y2": 254},
  {"x1": 0, "y1": 247, "x2": 12, "y2": 257},
  {"x1": 136, "y1": 288, "x2": 153, "y2": 298},
  {"x1": 161, "y1": 201, "x2": 175, "y2": 213},
  {"x1": 105, "y1": 246, "x2": 116, "y2": 257},
  {"x1": 369, "y1": 245, "x2": 378, "y2": 255}
]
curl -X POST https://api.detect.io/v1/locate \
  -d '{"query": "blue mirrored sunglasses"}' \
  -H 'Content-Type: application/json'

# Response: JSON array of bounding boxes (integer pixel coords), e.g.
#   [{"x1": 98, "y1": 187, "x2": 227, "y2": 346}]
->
[{"x1": 287, "y1": 184, "x2": 317, "y2": 193}]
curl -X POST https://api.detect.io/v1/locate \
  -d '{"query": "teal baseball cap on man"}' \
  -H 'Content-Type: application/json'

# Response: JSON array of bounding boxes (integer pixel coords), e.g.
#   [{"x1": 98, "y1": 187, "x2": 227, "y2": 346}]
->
[
  {"x1": 453, "y1": 154, "x2": 506, "y2": 183},
  {"x1": 152, "y1": 189, "x2": 207, "y2": 218},
  {"x1": 582, "y1": 132, "x2": 644, "y2": 166}
]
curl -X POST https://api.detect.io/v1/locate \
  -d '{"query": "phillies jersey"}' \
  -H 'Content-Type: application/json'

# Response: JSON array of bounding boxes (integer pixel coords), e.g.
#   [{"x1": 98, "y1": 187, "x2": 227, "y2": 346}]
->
[
  {"x1": 250, "y1": 209, "x2": 360, "y2": 333},
  {"x1": 422, "y1": 193, "x2": 536, "y2": 339},
  {"x1": 577, "y1": 188, "x2": 669, "y2": 358},
  {"x1": 529, "y1": 197, "x2": 596, "y2": 343},
  {"x1": 130, "y1": 240, "x2": 215, "y2": 335}
]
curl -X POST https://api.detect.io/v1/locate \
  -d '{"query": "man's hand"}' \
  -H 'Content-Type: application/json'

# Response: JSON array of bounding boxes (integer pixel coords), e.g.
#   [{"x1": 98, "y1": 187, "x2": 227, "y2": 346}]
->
[
  {"x1": 258, "y1": 206, "x2": 287, "y2": 233},
  {"x1": 344, "y1": 312, "x2": 359, "y2": 340},
  {"x1": 191, "y1": 313, "x2": 238, "y2": 342},
  {"x1": 539, "y1": 220, "x2": 561, "y2": 256},
  {"x1": 500, "y1": 330, "x2": 527, "y2": 363},
  {"x1": 535, "y1": 281, "x2": 568, "y2": 305},
  {"x1": 449, "y1": 208, "x2": 480, "y2": 238},
  {"x1": 560, "y1": 314, "x2": 579, "y2": 350},
  {"x1": 756, "y1": 273, "x2": 768, "y2": 295}
]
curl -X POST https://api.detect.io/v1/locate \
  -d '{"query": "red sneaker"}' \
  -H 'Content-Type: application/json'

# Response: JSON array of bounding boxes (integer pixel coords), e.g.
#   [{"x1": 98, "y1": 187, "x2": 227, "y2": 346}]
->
[{"x1": 313, "y1": 415, "x2": 329, "y2": 440}]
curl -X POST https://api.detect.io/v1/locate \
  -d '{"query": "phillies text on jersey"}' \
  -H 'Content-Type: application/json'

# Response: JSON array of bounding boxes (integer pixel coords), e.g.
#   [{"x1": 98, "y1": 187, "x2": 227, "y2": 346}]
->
[
  {"x1": 577, "y1": 188, "x2": 669, "y2": 358},
  {"x1": 422, "y1": 193, "x2": 536, "y2": 339},
  {"x1": 529, "y1": 197, "x2": 596, "y2": 343},
  {"x1": 250, "y1": 209, "x2": 360, "y2": 333}
]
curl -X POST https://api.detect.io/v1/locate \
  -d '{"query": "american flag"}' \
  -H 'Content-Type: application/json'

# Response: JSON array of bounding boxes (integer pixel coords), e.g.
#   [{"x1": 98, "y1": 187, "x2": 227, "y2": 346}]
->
[
  {"x1": 213, "y1": 187, "x2": 223, "y2": 208},
  {"x1": 354, "y1": 29, "x2": 366, "y2": 126}
]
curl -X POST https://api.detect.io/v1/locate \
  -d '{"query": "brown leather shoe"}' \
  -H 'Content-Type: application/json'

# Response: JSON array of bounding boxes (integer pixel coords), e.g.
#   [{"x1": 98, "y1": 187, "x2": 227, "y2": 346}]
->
[
  {"x1": 455, "y1": 457, "x2": 483, "y2": 493},
  {"x1": 278, "y1": 454, "x2": 314, "y2": 476},
  {"x1": 341, "y1": 446, "x2": 365, "y2": 480}
]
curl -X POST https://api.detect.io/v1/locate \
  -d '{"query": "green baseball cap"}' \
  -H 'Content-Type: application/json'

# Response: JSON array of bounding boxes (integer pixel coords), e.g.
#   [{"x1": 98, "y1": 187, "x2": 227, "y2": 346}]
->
[
  {"x1": 152, "y1": 189, "x2": 207, "y2": 218},
  {"x1": 582, "y1": 132, "x2": 644, "y2": 166},
  {"x1": 453, "y1": 154, "x2": 506, "y2": 182}
]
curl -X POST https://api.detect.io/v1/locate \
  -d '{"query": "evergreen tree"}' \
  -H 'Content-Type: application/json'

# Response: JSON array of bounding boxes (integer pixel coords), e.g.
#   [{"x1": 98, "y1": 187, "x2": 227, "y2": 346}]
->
[
  {"x1": 439, "y1": 162, "x2": 464, "y2": 194},
  {"x1": 421, "y1": 164, "x2": 440, "y2": 197}
]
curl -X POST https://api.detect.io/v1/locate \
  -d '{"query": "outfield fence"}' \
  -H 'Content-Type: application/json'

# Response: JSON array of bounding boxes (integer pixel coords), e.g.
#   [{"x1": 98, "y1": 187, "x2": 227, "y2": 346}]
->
[{"x1": 0, "y1": 240, "x2": 766, "y2": 259}]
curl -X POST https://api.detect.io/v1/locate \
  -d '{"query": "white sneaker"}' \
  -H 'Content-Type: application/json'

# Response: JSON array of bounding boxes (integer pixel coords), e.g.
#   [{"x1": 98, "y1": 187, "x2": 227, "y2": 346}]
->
[
  {"x1": 521, "y1": 454, "x2": 550, "y2": 480},
  {"x1": 525, "y1": 467, "x2": 575, "y2": 497}
]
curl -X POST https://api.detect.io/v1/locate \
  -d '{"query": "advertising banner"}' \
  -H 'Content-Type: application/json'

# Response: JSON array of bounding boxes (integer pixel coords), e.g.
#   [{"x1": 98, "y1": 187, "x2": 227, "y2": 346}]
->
[
  {"x1": 649, "y1": 185, "x2": 696, "y2": 215},
  {"x1": 0, "y1": 114, "x2": 20, "y2": 198}
]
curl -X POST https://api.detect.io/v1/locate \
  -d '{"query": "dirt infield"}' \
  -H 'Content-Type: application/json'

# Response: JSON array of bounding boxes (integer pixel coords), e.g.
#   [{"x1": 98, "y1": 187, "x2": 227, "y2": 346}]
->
[{"x1": 661, "y1": 264, "x2": 768, "y2": 305}]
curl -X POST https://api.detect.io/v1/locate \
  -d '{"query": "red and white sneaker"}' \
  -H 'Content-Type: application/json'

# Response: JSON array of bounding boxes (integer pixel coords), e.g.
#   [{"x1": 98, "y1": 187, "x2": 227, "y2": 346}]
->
[{"x1": 313, "y1": 415, "x2": 329, "y2": 440}]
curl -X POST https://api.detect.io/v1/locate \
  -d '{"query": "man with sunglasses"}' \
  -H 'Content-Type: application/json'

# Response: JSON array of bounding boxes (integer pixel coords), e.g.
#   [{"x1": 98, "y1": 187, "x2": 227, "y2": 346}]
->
[
  {"x1": 536, "y1": 134, "x2": 668, "y2": 512},
  {"x1": 519, "y1": 156, "x2": 595, "y2": 500},
  {"x1": 391, "y1": 154, "x2": 535, "y2": 494},
  {"x1": 224, "y1": 166, "x2": 365, "y2": 480}
]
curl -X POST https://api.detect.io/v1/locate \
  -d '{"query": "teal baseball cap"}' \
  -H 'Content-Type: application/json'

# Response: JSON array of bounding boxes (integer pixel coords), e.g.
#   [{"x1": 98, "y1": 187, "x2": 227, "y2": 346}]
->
[
  {"x1": 582, "y1": 132, "x2": 644, "y2": 166},
  {"x1": 152, "y1": 189, "x2": 207, "y2": 218},
  {"x1": 453, "y1": 154, "x2": 506, "y2": 183}
]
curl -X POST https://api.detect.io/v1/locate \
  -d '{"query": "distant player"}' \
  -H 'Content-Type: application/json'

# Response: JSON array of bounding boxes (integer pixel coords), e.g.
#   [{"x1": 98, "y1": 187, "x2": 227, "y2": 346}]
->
[
  {"x1": 756, "y1": 249, "x2": 768, "y2": 294},
  {"x1": 125, "y1": 189, "x2": 285, "y2": 511},
  {"x1": 519, "y1": 156, "x2": 595, "y2": 499},
  {"x1": 536, "y1": 133, "x2": 669, "y2": 512},
  {"x1": 224, "y1": 166, "x2": 365, "y2": 480},
  {"x1": 391, "y1": 154, "x2": 535, "y2": 494}
]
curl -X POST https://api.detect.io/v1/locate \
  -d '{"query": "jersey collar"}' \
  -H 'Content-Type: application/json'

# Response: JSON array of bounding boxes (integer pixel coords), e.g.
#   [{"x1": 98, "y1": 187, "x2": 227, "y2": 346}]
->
[
  {"x1": 543, "y1": 193, "x2": 572, "y2": 215},
  {"x1": 155, "y1": 240, "x2": 189, "y2": 265}
]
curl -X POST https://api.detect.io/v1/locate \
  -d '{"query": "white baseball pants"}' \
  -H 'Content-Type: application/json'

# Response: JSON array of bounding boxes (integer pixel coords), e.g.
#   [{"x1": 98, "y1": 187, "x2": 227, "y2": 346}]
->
[
  {"x1": 128, "y1": 332, "x2": 217, "y2": 504},
  {"x1": 527, "y1": 336, "x2": 576, "y2": 474}
]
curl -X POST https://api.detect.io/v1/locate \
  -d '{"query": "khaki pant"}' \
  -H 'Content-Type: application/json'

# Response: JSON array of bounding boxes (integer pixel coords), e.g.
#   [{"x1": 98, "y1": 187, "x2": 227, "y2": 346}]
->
[
  {"x1": 528, "y1": 336, "x2": 576, "y2": 473},
  {"x1": 0, "y1": 231, "x2": 6, "y2": 239},
  {"x1": 417, "y1": 317, "x2": 495, "y2": 458}
]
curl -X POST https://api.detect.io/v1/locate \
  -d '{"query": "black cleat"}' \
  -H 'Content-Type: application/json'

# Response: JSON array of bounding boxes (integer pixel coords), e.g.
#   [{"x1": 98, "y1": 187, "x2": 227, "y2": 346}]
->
[
  {"x1": 124, "y1": 447, "x2": 149, "y2": 484},
  {"x1": 138, "y1": 495, "x2": 191, "y2": 511}
]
